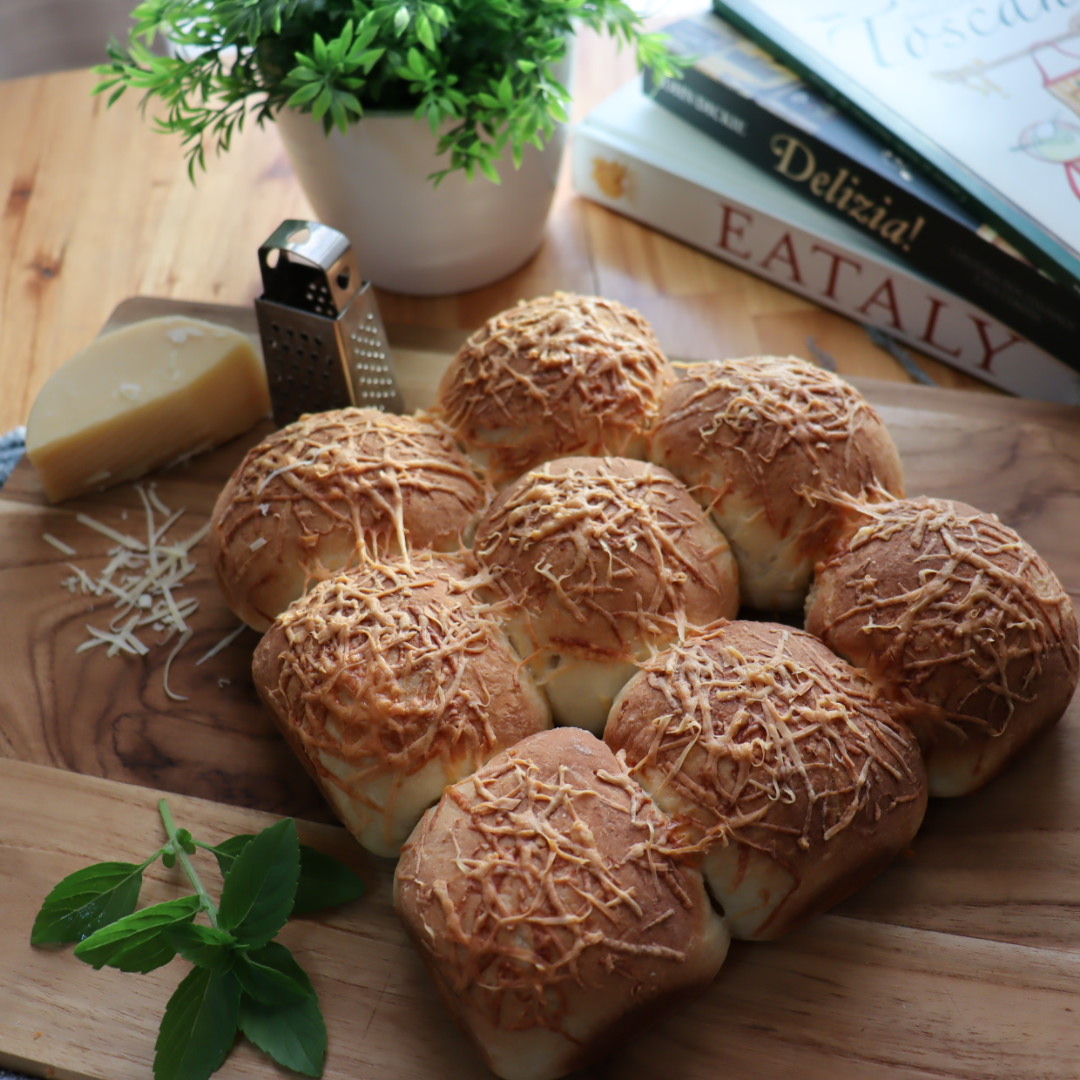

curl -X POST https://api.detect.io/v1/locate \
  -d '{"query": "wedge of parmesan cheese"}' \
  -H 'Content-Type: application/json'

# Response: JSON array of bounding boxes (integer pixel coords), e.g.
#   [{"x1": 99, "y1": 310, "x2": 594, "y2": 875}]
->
[{"x1": 27, "y1": 314, "x2": 270, "y2": 502}]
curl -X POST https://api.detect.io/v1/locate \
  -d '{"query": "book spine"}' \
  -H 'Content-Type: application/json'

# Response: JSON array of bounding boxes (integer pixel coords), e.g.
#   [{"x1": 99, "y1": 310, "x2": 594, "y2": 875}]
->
[
  {"x1": 644, "y1": 63, "x2": 1080, "y2": 370},
  {"x1": 708, "y1": 0, "x2": 1080, "y2": 291},
  {"x1": 571, "y1": 119, "x2": 1080, "y2": 405}
]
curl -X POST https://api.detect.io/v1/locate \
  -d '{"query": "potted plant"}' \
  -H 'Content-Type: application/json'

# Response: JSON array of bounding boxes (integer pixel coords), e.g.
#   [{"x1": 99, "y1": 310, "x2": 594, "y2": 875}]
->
[{"x1": 96, "y1": 0, "x2": 687, "y2": 294}]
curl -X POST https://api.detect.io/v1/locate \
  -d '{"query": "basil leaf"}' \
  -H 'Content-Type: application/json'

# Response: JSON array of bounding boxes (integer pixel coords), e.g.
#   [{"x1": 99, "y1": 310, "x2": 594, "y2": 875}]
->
[
  {"x1": 31, "y1": 861, "x2": 146, "y2": 945},
  {"x1": 165, "y1": 922, "x2": 236, "y2": 970},
  {"x1": 238, "y1": 944, "x2": 325, "y2": 1078},
  {"x1": 74, "y1": 895, "x2": 201, "y2": 973},
  {"x1": 209, "y1": 834, "x2": 251, "y2": 877},
  {"x1": 236, "y1": 942, "x2": 312, "y2": 1005},
  {"x1": 154, "y1": 966, "x2": 240, "y2": 1080},
  {"x1": 213, "y1": 836, "x2": 366, "y2": 916},
  {"x1": 292, "y1": 844, "x2": 367, "y2": 916},
  {"x1": 217, "y1": 818, "x2": 299, "y2": 946}
]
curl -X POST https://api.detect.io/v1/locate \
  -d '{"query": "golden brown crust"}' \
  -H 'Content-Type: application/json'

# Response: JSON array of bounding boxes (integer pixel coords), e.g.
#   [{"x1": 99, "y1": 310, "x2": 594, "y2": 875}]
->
[
  {"x1": 210, "y1": 407, "x2": 489, "y2": 630},
  {"x1": 604, "y1": 620, "x2": 927, "y2": 940},
  {"x1": 394, "y1": 727, "x2": 729, "y2": 1080},
  {"x1": 473, "y1": 455, "x2": 740, "y2": 658},
  {"x1": 805, "y1": 496, "x2": 1080, "y2": 796},
  {"x1": 649, "y1": 356, "x2": 905, "y2": 610},
  {"x1": 435, "y1": 293, "x2": 674, "y2": 486},
  {"x1": 252, "y1": 552, "x2": 550, "y2": 857}
]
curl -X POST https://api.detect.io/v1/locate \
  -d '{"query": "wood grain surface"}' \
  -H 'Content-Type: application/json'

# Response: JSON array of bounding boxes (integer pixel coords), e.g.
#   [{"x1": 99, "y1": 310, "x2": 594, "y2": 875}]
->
[
  {"x1": 6, "y1": 756, "x2": 1080, "y2": 1080},
  {"x1": 1, "y1": 298, "x2": 1078, "y2": 1080}
]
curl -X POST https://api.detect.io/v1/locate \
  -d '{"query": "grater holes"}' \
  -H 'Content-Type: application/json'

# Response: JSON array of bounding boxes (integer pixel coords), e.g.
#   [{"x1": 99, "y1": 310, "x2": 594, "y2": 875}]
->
[{"x1": 304, "y1": 280, "x2": 336, "y2": 318}]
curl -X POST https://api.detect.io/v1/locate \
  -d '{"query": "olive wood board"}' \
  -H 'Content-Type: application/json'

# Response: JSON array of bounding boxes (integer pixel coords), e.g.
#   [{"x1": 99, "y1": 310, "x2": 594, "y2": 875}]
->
[{"x1": 1, "y1": 297, "x2": 1079, "y2": 1080}]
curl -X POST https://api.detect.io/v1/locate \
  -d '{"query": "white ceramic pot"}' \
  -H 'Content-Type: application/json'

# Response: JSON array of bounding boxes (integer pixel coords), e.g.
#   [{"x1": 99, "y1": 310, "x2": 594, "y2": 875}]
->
[{"x1": 275, "y1": 106, "x2": 567, "y2": 295}]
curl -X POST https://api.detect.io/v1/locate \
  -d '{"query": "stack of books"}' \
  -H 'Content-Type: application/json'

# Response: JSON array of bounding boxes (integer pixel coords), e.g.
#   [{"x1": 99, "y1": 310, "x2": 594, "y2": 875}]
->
[{"x1": 570, "y1": 1, "x2": 1080, "y2": 403}]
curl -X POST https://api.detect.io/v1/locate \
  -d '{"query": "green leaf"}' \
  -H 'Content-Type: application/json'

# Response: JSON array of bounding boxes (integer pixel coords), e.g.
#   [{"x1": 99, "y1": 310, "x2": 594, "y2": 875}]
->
[
  {"x1": 31, "y1": 860, "x2": 148, "y2": 946},
  {"x1": 286, "y1": 81, "x2": 322, "y2": 107},
  {"x1": 165, "y1": 921, "x2": 237, "y2": 970},
  {"x1": 312, "y1": 87, "x2": 333, "y2": 122},
  {"x1": 479, "y1": 154, "x2": 503, "y2": 184},
  {"x1": 208, "y1": 833, "x2": 250, "y2": 877},
  {"x1": 293, "y1": 845, "x2": 367, "y2": 916},
  {"x1": 236, "y1": 942, "x2": 312, "y2": 1005},
  {"x1": 355, "y1": 46, "x2": 385, "y2": 74},
  {"x1": 74, "y1": 895, "x2": 200, "y2": 973},
  {"x1": 330, "y1": 97, "x2": 348, "y2": 132},
  {"x1": 212, "y1": 836, "x2": 365, "y2": 917},
  {"x1": 217, "y1": 819, "x2": 299, "y2": 947},
  {"x1": 405, "y1": 46, "x2": 427, "y2": 78},
  {"x1": 154, "y1": 966, "x2": 241, "y2": 1080},
  {"x1": 238, "y1": 944, "x2": 325, "y2": 1078},
  {"x1": 416, "y1": 14, "x2": 435, "y2": 50}
]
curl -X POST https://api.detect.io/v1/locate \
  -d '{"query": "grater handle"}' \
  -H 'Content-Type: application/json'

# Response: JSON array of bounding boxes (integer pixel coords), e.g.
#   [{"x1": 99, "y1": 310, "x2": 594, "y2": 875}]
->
[{"x1": 257, "y1": 220, "x2": 360, "y2": 317}]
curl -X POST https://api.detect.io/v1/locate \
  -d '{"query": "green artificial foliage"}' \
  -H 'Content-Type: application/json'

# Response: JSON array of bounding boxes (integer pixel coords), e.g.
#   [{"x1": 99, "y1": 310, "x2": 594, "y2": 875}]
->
[{"x1": 96, "y1": 0, "x2": 688, "y2": 182}]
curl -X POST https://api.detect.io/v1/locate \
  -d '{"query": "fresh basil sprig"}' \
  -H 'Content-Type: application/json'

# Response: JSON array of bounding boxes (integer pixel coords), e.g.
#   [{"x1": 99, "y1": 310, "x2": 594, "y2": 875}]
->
[{"x1": 31, "y1": 799, "x2": 366, "y2": 1080}]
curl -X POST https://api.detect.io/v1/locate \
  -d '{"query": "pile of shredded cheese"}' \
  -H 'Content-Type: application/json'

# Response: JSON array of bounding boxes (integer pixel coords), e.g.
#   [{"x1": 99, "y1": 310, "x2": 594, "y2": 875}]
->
[{"x1": 44, "y1": 483, "x2": 244, "y2": 700}]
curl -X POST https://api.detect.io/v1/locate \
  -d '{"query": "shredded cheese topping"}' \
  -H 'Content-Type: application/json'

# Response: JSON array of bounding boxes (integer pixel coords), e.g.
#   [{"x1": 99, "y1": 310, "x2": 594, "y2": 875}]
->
[
  {"x1": 398, "y1": 733, "x2": 708, "y2": 1032},
  {"x1": 654, "y1": 356, "x2": 904, "y2": 542},
  {"x1": 212, "y1": 407, "x2": 489, "y2": 622},
  {"x1": 473, "y1": 456, "x2": 738, "y2": 656},
  {"x1": 262, "y1": 554, "x2": 547, "y2": 806},
  {"x1": 607, "y1": 622, "x2": 925, "y2": 861},
  {"x1": 437, "y1": 292, "x2": 674, "y2": 484},
  {"x1": 809, "y1": 496, "x2": 1080, "y2": 733}
]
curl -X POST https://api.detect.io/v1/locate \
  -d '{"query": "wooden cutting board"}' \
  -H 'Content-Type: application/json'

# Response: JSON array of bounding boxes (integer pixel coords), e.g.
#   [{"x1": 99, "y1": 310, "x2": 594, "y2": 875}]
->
[{"x1": 2, "y1": 297, "x2": 1079, "y2": 1080}]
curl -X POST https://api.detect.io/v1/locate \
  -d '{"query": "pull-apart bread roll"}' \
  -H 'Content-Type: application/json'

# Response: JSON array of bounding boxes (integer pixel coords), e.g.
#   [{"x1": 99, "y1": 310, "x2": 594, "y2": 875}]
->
[
  {"x1": 472, "y1": 456, "x2": 740, "y2": 733},
  {"x1": 395, "y1": 727, "x2": 730, "y2": 1080},
  {"x1": 252, "y1": 552, "x2": 551, "y2": 858},
  {"x1": 210, "y1": 407, "x2": 488, "y2": 630},
  {"x1": 605, "y1": 621, "x2": 927, "y2": 940},
  {"x1": 806, "y1": 496, "x2": 1080, "y2": 797},
  {"x1": 435, "y1": 292, "x2": 674, "y2": 486},
  {"x1": 650, "y1": 355, "x2": 904, "y2": 611}
]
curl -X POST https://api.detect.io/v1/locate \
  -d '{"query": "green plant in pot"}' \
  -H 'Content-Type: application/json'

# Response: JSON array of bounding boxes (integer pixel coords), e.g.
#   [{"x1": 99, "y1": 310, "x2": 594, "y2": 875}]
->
[{"x1": 97, "y1": 0, "x2": 687, "y2": 294}]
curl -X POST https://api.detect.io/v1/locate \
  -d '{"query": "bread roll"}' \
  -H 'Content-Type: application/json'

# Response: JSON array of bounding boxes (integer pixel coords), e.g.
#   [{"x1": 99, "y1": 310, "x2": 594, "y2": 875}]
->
[
  {"x1": 436, "y1": 292, "x2": 674, "y2": 486},
  {"x1": 605, "y1": 620, "x2": 927, "y2": 940},
  {"x1": 210, "y1": 407, "x2": 488, "y2": 630},
  {"x1": 805, "y1": 496, "x2": 1080, "y2": 797},
  {"x1": 472, "y1": 456, "x2": 740, "y2": 733},
  {"x1": 252, "y1": 552, "x2": 551, "y2": 857},
  {"x1": 394, "y1": 727, "x2": 730, "y2": 1080},
  {"x1": 649, "y1": 355, "x2": 904, "y2": 611}
]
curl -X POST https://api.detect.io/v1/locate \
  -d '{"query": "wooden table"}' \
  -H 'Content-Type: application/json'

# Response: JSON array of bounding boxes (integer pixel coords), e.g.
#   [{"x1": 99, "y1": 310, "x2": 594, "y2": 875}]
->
[
  {"x1": 3, "y1": 22, "x2": 1079, "y2": 1080},
  {"x1": 0, "y1": 27, "x2": 994, "y2": 440}
]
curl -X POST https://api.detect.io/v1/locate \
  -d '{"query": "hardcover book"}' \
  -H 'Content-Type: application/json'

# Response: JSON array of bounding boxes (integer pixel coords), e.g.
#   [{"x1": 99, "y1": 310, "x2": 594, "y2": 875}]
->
[
  {"x1": 571, "y1": 79, "x2": 1080, "y2": 405},
  {"x1": 709, "y1": 0, "x2": 1080, "y2": 292},
  {"x1": 645, "y1": 11, "x2": 1080, "y2": 366}
]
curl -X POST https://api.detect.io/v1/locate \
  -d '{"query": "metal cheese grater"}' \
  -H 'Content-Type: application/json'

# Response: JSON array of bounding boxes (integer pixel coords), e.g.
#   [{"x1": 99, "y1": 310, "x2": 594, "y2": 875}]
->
[{"x1": 255, "y1": 219, "x2": 405, "y2": 426}]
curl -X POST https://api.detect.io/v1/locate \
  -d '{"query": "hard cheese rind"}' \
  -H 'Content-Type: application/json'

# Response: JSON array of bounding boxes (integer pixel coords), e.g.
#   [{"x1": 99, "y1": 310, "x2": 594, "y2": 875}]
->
[{"x1": 27, "y1": 315, "x2": 270, "y2": 502}]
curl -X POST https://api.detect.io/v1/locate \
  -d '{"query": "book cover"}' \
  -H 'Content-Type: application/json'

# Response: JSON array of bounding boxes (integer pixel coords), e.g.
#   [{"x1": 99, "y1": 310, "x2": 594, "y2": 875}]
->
[
  {"x1": 709, "y1": 0, "x2": 1080, "y2": 291},
  {"x1": 645, "y1": 11, "x2": 1080, "y2": 366},
  {"x1": 570, "y1": 79, "x2": 1080, "y2": 405}
]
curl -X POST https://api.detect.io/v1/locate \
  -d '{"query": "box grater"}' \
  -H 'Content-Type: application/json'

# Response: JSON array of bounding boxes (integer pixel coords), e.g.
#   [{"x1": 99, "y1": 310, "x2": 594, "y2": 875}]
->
[{"x1": 255, "y1": 219, "x2": 405, "y2": 426}]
